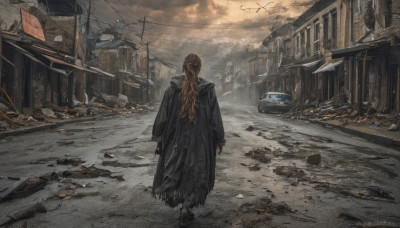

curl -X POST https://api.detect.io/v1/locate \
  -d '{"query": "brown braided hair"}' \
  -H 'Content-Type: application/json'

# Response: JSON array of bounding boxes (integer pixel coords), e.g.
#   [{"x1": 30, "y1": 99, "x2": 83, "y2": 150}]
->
[{"x1": 179, "y1": 54, "x2": 202, "y2": 123}]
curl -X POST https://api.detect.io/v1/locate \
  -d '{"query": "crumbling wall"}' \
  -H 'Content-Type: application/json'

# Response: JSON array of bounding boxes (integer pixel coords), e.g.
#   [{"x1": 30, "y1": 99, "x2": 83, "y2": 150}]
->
[{"x1": 95, "y1": 49, "x2": 119, "y2": 74}]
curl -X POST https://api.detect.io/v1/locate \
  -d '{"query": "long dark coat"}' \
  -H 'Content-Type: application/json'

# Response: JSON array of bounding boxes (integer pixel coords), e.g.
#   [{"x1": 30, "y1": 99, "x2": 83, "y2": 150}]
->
[{"x1": 152, "y1": 75, "x2": 225, "y2": 208}]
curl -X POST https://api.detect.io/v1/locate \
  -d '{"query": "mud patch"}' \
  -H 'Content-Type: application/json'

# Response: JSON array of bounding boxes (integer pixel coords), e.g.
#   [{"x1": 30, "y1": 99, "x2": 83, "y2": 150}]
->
[
  {"x1": 61, "y1": 166, "x2": 124, "y2": 181},
  {"x1": 241, "y1": 214, "x2": 272, "y2": 228},
  {"x1": 314, "y1": 182, "x2": 395, "y2": 202},
  {"x1": 238, "y1": 197, "x2": 293, "y2": 215},
  {"x1": 248, "y1": 164, "x2": 261, "y2": 171},
  {"x1": 102, "y1": 161, "x2": 150, "y2": 168},
  {"x1": 245, "y1": 148, "x2": 272, "y2": 163},
  {"x1": 57, "y1": 158, "x2": 85, "y2": 166},
  {"x1": 273, "y1": 166, "x2": 310, "y2": 181},
  {"x1": 238, "y1": 197, "x2": 293, "y2": 227}
]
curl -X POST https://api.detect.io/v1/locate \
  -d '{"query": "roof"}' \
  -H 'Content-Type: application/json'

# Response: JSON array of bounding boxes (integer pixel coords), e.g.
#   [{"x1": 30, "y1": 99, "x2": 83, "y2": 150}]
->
[
  {"x1": 262, "y1": 24, "x2": 292, "y2": 47},
  {"x1": 293, "y1": 0, "x2": 336, "y2": 28}
]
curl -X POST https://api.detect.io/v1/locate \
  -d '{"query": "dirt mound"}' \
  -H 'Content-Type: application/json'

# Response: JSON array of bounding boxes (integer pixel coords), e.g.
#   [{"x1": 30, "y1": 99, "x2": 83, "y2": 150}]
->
[
  {"x1": 273, "y1": 165, "x2": 310, "y2": 181},
  {"x1": 245, "y1": 147, "x2": 272, "y2": 163}
]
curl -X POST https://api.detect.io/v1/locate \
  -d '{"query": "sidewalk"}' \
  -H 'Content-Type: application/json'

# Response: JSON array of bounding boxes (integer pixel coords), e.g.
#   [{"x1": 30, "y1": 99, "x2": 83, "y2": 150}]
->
[
  {"x1": 307, "y1": 118, "x2": 400, "y2": 148},
  {"x1": 0, "y1": 113, "x2": 117, "y2": 139}
]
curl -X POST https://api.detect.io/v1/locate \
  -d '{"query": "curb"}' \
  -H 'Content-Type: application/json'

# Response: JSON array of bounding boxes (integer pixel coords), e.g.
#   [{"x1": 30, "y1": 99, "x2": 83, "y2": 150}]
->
[
  {"x1": 0, "y1": 113, "x2": 118, "y2": 139},
  {"x1": 307, "y1": 119, "x2": 400, "y2": 148}
]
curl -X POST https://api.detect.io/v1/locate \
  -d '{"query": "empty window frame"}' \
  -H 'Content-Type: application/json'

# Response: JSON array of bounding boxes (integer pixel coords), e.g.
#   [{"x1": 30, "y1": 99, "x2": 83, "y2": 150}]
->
[
  {"x1": 323, "y1": 14, "x2": 329, "y2": 48},
  {"x1": 306, "y1": 26, "x2": 311, "y2": 56},
  {"x1": 331, "y1": 9, "x2": 337, "y2": 49},
  {"x1": 314, "y1": 20, "x2": 320, "y2": 53},
  {"x1": 300, "y1": 30, "x2": 305, "y2": 55},
  {"x1": 385, "y1": 0, "x2": 393, "y2": 28}
]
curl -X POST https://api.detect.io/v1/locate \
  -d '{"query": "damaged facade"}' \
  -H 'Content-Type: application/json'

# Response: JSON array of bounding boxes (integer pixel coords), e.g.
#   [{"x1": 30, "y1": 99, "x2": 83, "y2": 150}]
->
[
  {"x1": 1, "y1": 0, "x2": 172, "y2": 126},
  {"x1": 255, "y1": 0, "x2": 399, "y2": 114}
]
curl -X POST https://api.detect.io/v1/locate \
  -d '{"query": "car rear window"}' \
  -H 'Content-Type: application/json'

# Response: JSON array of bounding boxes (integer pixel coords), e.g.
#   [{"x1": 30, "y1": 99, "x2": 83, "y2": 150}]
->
[{"x1": 268, "y1": 94, "x2": 291, "y2": 101}]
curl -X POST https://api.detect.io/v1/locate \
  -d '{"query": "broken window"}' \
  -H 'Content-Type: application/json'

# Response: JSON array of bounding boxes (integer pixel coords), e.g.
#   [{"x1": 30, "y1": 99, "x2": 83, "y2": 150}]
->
[
  {"x1": 331, "y1": 9, "x2": 337, "y2": 49},
  {"x1": 301, "y1": 31, "x2": 305, "y2": 56},
  {"x1": 296, "y1": 35, "x2": 300, "y2": 55},
  {"x1": 385, "y1": 0, "x2": 393, "y2": 28},
  {"x1": 323, "y1": 14, "x2": 329, "y2": 48},
  {"x1": 306, "y1": 26, "x2": 311, "y2": 56},
  {"x1": 314, "y1": 20, "x2": 320, "y2": 53}
]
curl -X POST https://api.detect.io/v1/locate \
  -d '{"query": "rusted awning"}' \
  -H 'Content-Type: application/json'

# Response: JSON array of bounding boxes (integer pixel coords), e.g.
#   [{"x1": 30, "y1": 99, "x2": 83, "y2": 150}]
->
[
  {"x1": 42, "y1": 54, "x2": 97, "y2": 74},
  {"x1": 303, "y1": 59, "x2": 321, "y2": 69},
  {"x1": 313, "y1": 60, "x2": 343, "y2": 74}
]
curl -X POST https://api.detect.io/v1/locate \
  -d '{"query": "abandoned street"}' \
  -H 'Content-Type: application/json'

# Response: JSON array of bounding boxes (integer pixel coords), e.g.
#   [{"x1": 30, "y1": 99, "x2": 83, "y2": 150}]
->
[{"x1": 0, "y1": 104, "x2": 399, "y2": 228}]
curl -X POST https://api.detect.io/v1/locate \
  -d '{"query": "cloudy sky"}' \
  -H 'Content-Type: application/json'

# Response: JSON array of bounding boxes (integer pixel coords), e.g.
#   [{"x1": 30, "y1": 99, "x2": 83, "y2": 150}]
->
[{"x1": 90, "y1": 0, "x2": 315, "y2": 74}]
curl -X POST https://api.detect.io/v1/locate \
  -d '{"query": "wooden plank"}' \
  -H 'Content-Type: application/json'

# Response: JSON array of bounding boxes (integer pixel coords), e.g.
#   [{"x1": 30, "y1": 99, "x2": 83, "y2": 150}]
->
[{"x1": 1, "y1": 87, "x2": 18, "y2": 113}]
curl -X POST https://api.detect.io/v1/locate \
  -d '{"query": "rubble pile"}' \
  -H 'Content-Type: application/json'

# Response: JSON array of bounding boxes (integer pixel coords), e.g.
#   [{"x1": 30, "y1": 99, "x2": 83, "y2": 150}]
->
[
  {"x1": 283, "y1": 100, "x2": 400, "y2": 131},
  {"x1": 0, "y1": 92, "x2": 156, "y2": 131}
]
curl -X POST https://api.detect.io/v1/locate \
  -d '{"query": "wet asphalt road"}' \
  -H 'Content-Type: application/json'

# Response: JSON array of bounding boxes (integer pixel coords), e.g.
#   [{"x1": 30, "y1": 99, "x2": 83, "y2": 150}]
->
[{"x1": 0, "y1": 104, "x2": 399, "y2": 228}]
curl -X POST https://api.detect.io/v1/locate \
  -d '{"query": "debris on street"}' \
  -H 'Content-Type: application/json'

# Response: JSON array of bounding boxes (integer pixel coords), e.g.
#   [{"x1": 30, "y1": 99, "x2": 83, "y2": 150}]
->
[
  {"x1": 0, "y1": 172, "x2": 58, "y2": 203},
  {"x1": 306, "y1": 154, "x2": 321, "y2": 166},
  {"x1": 61, "y1": 165, "x2": 122, "y2": 180},
  {"x1": 282, "y1": 100, "x2": 400, "y2": 134},
  {"x1": 245, "y1": 126, "x2": 255, "y2": 131},
  {"x1": 248, "y1": 164, "x2": 261, "y2": 171},
  {"x1": 57, "y1": 158, "x2": 85, "y2": 166},
  {"x1": 235, "y1": 194, "x2": 244, "y2": 199},
  {"x1": 101, "y1": 161, "x2": 151, "y2": 168},
  {"x1": 0, "y1": 203, "x2": 46, "y2": 226},
  {"x1": 104, "y1": 152, "x2": 114, "y2": 158},
  {"x1": 273, "y1": 166, "x2": 310, "y2": 181},
  {"x1": 0, "y1": 97, "x2": 156, "y2": 132},
  {"x1": 245, "y1": 147, "x2": 272, "y2": 163}
]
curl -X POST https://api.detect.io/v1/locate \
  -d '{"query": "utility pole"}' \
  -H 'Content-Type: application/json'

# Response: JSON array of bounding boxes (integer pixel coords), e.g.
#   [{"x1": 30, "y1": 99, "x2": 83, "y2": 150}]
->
[
  {"x1": 146, "y1": 42, "x2": 149, "y2": 103},
  {"x1": 85, "y1": 0, "x2": 92, "y2": 61},
  {"x1": 141, "y1": 16, "x2": 146, "y2": 41},
  {"x1": 68, "y1": 0, "x2": 78, "y2": 108}
]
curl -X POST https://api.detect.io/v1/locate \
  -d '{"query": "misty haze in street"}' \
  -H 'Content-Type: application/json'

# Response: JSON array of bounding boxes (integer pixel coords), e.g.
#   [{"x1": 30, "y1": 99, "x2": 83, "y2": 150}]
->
[{"x1": 0, "y1": 0, "x2": 400, "y2": 227}]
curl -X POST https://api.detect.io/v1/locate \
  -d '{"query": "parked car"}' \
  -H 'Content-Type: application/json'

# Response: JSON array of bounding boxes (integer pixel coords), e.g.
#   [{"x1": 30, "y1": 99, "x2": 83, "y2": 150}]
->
[{"x1": 258, "y1": 92, "x2": 292, "y2": 113}]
